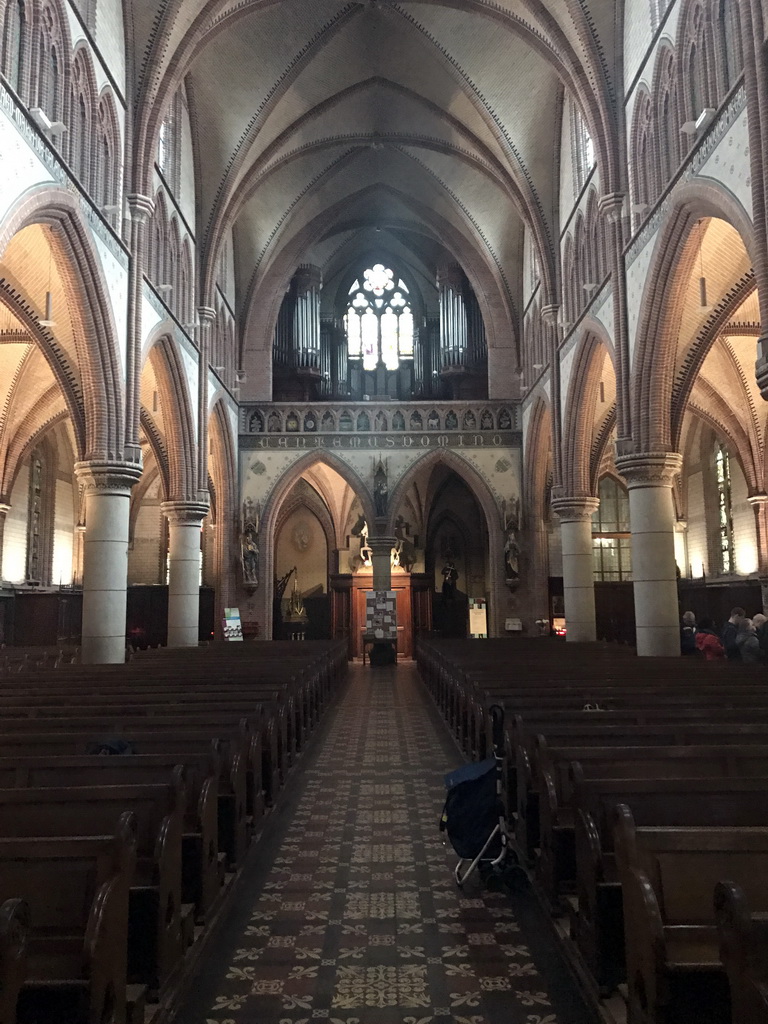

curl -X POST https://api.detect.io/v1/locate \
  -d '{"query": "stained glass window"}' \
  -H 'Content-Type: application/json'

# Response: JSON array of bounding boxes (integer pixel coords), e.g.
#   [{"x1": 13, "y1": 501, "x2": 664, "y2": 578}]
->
[
  {"x1": 716, "y1": 444, "x2": 734, "y2": 573},
  {"x1": 346, "y1": 263, "x2": 414, "y2": 369}
]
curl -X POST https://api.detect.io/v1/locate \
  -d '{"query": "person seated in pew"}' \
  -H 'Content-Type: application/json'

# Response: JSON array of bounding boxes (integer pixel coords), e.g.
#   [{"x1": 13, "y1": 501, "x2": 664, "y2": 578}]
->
[
  {"x1": 694, "y1": 616, "x2": 725, "y2": 660},
  {"x1": 722, "y1": 606, "x2": 746, "y2": 660},
  {"x1": 736, "y1": 617, "x2": 762, "y2": 664},
  {"x1": 680, "y1": 610, "x2": 697, "y2": 655},
  {"x1": 753, "y1": 612, "x2": 768, "y2": 660}
]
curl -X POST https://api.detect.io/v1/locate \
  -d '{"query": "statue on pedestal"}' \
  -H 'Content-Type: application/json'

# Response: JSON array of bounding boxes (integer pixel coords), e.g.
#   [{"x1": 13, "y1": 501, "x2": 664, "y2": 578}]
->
[{"x1": 241, "y1": 498, "x2": 261, "y2": 587}]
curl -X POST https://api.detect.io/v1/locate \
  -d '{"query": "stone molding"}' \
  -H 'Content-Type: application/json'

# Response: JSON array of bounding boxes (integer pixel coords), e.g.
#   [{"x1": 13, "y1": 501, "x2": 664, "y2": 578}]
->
[
  {"x1": 748, "y1": 494, "x2": 768, "y2": 508},
  {"x1": 126, "y1": 193, "x2": 155, "y2": 223},
  {"x1": 197, "y1": 306, "x2": 217, "y2": 323},
  {"x1": 74, "y1": 461, "x2": 143, "y2": 495},
  {"x1": 161, "y1": 500, "x2": 210, "y2": 526},
  {"x1": 550, "y1": 494, "x2": 599, "y2": 522},
  {"x1": 615, "y1": 452, "x2": 683, "y2": 488},
  {"x1": 0, "y1": 503, "x2": 10, "y2": 516},
  {"x1": 368, "y1": 536, "x2": 397, "y2": 554}
]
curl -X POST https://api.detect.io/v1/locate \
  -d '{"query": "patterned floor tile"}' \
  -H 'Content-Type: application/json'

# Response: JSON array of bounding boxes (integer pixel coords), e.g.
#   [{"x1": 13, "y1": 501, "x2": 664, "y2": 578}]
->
[{"x1": 174, "y1": 663, "x2": 598, "y2": 1024}]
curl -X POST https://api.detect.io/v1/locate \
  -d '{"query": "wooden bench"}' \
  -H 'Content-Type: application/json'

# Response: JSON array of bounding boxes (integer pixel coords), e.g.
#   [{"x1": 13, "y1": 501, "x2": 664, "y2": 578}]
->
[
  {"x1": 570, "y1": 777, "x2": 768, "y2": 996},
  {"x1": 0, "y1": 778, "x2": 185, "y2": 999},
  {"x1": 714, "y1": 880, "x2": 768, "y2": 1024},
  {"x1": 0, "y1": 752, "x2": 220, "y2": 926},
  {"x1": 537, "y1": 749, "x2": 768, "y2": 909},
  {"x1": 0, "y1": 813, "x2": 139, "y2": 1024},
  {"x1": 614, "y1": 806, "x2": 768, "y2": 1024},
  {"x1": 0, "y1": 719, "x2": 249, "y2": 871}
]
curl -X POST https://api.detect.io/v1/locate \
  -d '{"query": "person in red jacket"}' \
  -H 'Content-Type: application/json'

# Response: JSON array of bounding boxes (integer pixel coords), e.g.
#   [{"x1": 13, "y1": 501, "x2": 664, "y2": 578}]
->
[{"x1": 695, "y1": 616, "x2": 725, "y2": 660}]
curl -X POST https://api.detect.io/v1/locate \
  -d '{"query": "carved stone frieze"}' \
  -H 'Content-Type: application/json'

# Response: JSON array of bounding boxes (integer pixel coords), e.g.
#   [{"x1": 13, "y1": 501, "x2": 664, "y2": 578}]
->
[
  {"x1": 161, "y1": 500, "x2": 210, "y2": 526},
  {"x1": 615, "y1": 452, "x2": 683, "y2": 488},
  {"x1": 550, "y1": 492, "x2": 599, "y2": 522},
  {"x1": 74, "y1": 461, "x2": 143, "y2": 495}
]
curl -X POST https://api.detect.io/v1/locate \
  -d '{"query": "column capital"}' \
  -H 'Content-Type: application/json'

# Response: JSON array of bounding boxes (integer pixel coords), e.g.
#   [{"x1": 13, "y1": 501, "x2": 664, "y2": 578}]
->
[
  {"x1": 0, "y1": 502, "x2": 10, "y2": 516},
  {"x1": 598, "y1": 191, "x2": 626, "y2": 214},
  {"x1": 541, "y1": 304, "x2": 559, "y2": 324},
  {"x1": 75, "y1": 460, "x2": 143, "y2": 495},
  {"x1": 368, "y1": 536, "x2": 397, "y2": 555},
  {"x1": 126, "y1": 193, "x2": 154, "y2": 223},
  {"x1": 197, "y1": 306, "x2": 217, "y2": 323},
  {"x1": 616, "y1": 451, "x2": 682, "y2": 488},
  {"x1": 161, "y1": 500, "x2": 210, "y2": 526},
  {"x1": 551, "y1": 493, "x2": 599, "y2": 522},
  {"x1": 748, "y1": 493, "x2": 768, "y2": 508}
]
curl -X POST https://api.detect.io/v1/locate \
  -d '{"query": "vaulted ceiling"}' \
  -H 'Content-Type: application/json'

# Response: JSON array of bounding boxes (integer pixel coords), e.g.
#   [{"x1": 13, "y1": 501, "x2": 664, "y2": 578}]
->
[{"x1": 129, "y1": 1, "x2": 621, "y2": 358}]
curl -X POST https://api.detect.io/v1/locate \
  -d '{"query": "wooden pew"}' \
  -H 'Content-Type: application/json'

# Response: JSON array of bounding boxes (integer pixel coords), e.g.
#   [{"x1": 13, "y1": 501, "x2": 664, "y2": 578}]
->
[
  {"x1": 537, "y1": 749, "x2": 768, "y2": 909},
  {"x1": 0, "y1": 813, "x2": 138, "y2": 1024},
  {"x1": 515, "y1": 722, "x2": 768, "y2": 862},
  {"x1": 0, "y1": 779, "x2": 185, "y2": 998},
  {"x1": 714, "y1": 880, "x2": 768, "y2": 1024},
  {"x1": 614, "y1": 805, "x2": 768, "y2": 1024},
  {"x1": 0, "y1": 899, "x2": 29, "y2": 1024},
  {"x1": 0, "y1": 752, "x2": 220, "y2": 927},
  {"x1": 0, "y1": 721, "x2": 249, "y2": 871},
  {"x1": 570, "y1": 777, "x2": 768, "y2": 996}
]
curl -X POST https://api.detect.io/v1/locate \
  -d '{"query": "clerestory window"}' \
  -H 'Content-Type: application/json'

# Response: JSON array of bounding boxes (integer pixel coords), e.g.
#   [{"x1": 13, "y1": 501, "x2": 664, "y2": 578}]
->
[
  {"x1": 345, "y1": 263, "x2": 414, "y2": 371},
  {"x1": 592, "y1": 476, "x2": 632, "y2": 581}
]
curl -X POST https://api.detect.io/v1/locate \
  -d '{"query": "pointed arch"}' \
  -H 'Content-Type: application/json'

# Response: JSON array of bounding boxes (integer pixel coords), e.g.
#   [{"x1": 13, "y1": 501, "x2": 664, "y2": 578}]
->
[
  {"x1": 631, "y1": 181, "x2": 756, "y2": 451},
  {"x1": 0, "y1": 186, "x2": 126, "y2": 460},
  {"x1": 144, "y1": 332, "x2": 198, "y2": 499},
  {"x1": 561, "y1": 328, "x2": 613, "y2": 495}
]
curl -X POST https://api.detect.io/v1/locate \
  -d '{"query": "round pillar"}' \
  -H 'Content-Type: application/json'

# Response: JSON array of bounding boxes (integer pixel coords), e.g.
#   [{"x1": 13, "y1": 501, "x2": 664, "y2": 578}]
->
[
  {"x1": 75, "y1": 461, "x2": 142, "y2": 664},
  {"x1": 552, "y1": 496, "x2": 600, "y2": 642},
  {"x1": 616, "y1": 452, "x2": 682, "y2": 657},
  {"x1": 369, "y1": 536, "x2": 396, "y2": 592},
  {"x1": 0, "y1": 502, "x2": 10, "y2": 580},
  {"x1": 162, "y1": 500, "x2": 209, "y2": 648}
]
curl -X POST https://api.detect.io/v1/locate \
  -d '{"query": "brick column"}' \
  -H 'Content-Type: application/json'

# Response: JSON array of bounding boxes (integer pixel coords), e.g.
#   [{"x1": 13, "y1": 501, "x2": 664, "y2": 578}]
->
[
  {"x1": 599, "y1": 193, "x2": 632, "y2": 440},
  {"x1": 552, "y1": 495, "x2": 600, "y2": 642},
  {"x1": 75, "y1": 461, "x2": 142, "y2": 664},
  {"x1": 125, "y1": 194, "x2": 154, "y2": 463},
  {"x1": 748, "y1": 494, "x2": 768, "y2": 613},
  {"x1": 0, "y1": 503, "x2": 9, "y2": 579},
  {"x1": 162, "y1": 500, "x2": 209, "y2": 647},
  {"x1": 617, "y1": 452, "x2": 682, "y2": 656},
  {"x1": 197, "y1": 307, "x2": 216, "y2": 494}
]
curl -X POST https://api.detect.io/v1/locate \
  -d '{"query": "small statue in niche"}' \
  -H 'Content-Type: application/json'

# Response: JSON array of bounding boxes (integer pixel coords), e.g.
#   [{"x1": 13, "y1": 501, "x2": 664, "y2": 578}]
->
[
  {"x1": 441, "y1": 560, "x2": 459, "y2": 602},
  {"x1": 504, "y1": 528, "x2": 520, "y2": 580},
  {"x1": 373, "y1": 458, "x2": 388, "y2": 518},
  {"x1": 241, "y1": 498, "x2": 261, "y2": 587}
]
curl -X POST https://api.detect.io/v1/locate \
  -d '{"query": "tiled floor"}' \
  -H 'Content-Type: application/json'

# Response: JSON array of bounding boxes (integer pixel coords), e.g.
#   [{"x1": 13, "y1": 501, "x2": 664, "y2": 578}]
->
[{"x1": 175, "y1": 662, "x2": 597, "y2": 1024}]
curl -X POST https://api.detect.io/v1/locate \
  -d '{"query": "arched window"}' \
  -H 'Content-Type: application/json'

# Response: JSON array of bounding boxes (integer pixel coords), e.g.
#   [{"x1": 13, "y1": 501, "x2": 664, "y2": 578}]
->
[
  {"x1": 718, "y1": 0, "x2": 743, "y2": 92},
  {"x1": 157, "y1": 90, "x2": 182, "y2": 195},
  {"x1": 562, "y1": 233, "x2": 575, "y2": 326},
  {"x1": 25, "y1": 443, "x2": 55, "y2": 584},
  {"x1": 571, "y1": 102, "x2": 595, "y2": 195},
  {"x1": 654, "y1": 48, "x2": 681, "y2": 187},
  {"x1": 592, "y1": 476, "x2": 632, "y2": 581},
  {"x1": 631, "y1": 89, "x2": 656, "y2": 220},
  {"x1": 95, "y1": 93, "x2": 120, "y2": 223},
  {"x1": 70, "y1": 53, "x2": 93, "y2": 187},
  {"x1": 715, "y1": 442, "x2": 734, "y2": 573},
  {"x1": 345, "y1": 263, "x2": 414, "y2": 371},
  {"x1": 3, "y1": 0, "x2": 28, "y2": 95}
]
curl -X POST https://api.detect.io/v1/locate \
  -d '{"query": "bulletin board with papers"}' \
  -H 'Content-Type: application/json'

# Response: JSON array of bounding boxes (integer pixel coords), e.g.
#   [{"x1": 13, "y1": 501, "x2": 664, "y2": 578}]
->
[{"x1": 365, "y1": 591, "x2": 397, "y2": 639}]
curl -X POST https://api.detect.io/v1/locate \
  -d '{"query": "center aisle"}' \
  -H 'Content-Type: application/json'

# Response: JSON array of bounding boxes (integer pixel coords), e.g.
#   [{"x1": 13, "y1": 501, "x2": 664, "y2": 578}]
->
[{"x1": 173, "y1": 662, "x2": 597, "y2": 1024}]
